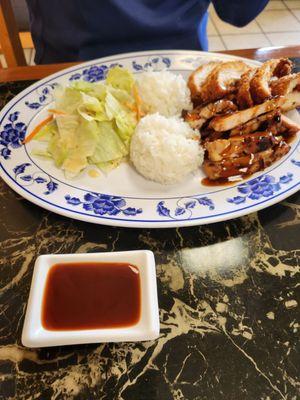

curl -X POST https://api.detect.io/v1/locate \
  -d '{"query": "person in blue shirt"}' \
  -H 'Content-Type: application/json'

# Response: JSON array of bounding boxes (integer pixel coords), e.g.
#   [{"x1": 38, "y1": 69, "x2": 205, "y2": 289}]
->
[{"x1": 25, "y1": 0, "x2": 269, "y2": 64}]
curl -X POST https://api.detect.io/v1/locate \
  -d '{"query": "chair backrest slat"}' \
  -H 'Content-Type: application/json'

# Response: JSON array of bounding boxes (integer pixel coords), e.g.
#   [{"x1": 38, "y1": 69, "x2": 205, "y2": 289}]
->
[{"x1": 0, "y1": 0, "x2": 26, "y2": 67}]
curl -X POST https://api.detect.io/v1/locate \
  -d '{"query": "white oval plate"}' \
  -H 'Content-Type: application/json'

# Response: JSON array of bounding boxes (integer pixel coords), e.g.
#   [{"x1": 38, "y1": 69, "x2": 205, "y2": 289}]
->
[{"x1": 0, "y1": 50, "x2": 299, "y2": 228}]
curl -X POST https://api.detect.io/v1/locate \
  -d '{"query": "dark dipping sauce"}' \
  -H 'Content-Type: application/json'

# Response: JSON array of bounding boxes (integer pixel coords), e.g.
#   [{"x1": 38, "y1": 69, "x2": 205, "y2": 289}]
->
[{"x1": 42, "y1": 262, "x2": 141, "y2": 331}]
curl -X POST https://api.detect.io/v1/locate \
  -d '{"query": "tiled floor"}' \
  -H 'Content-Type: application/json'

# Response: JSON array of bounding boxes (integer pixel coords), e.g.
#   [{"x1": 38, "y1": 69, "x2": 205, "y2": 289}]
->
[
  {"x1": 0, "y1": 0, "x2": 299, "y2": 67},
  {"x1": 208, "y1": 0, "x2": 300, "y2": 51}
]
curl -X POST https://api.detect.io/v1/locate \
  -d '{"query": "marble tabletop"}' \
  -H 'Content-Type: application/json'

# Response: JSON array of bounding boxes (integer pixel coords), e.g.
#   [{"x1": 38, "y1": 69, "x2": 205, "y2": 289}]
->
[{"x1": 0, "y1": 68, "x2": 300, "y2": 399}]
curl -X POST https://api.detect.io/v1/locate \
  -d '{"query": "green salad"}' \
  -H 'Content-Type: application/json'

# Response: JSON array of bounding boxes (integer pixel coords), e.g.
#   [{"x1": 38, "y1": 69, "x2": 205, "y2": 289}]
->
[{"x1": 31, "y1": 67, "x2": 140, "y2": 177}]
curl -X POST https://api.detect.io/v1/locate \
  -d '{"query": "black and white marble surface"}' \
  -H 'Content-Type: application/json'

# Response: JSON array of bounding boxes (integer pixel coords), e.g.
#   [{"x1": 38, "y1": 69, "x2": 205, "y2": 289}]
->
[{"x1": 0, "y1": 73, "x2": 299, "y2": 400}]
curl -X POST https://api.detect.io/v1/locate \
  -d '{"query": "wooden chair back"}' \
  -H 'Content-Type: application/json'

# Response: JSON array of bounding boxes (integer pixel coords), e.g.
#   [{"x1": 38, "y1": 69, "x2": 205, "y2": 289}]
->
[{"x1": 0, "y1": 0, "x2": 26, "y2": 67}]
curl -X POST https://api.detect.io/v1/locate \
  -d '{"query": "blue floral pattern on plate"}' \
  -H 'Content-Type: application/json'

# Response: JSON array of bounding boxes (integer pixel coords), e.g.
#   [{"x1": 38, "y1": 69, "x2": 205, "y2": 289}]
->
[
  {"x1": 227, "y1": 174, "x2": 293, "y2": 205},
  {"x1": 25, "y1": 84, "x2": 58, "y2": 109},
  {"x1": 65, "y1": 193, "x2": 143, "y2": 216},
  {"x1": 157, "y1": 196, "x2": 214, "y2": 219},
  {"x1": 0, "y1": 112, "x2": 26, "y2": 159},
  {"x1": 291, "y1": 159, "x2": 300, "y2": 167},
  {"x1": 132, "y1": 56, "x2": 171, "y2": 71},
  {"x1": 14, "y1": 163, "x2": 58, "y2": 195},
  {"x1": 69, "y1": 63, "x2": 122, "y2": 82}
]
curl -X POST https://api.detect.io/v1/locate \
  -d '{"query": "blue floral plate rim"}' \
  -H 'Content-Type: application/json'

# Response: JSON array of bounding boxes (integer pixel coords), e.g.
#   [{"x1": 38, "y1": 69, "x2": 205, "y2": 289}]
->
[{"x1": 0, "y1": 50, "x2": 299, "y2": 228}]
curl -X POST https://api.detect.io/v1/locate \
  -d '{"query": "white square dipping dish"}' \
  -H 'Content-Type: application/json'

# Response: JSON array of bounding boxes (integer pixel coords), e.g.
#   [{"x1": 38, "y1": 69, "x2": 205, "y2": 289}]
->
[{"x1": 22, "y1": 250, "x2": 159, "y2": 348}]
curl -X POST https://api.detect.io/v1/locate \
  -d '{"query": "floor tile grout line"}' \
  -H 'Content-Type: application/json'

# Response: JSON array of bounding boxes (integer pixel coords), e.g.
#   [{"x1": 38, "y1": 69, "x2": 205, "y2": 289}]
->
[
  {"x1": 207, "y1": 17, "x2": 219, "y2": 37},
  {"x1": 208, "y1": 13, "x2": 228, "y2": 50},
  {"x1": 285, "y1": 4, "x2": 300, "y2": 18},
  {"x1": 258, "y1": 7, "x2": 300, "y2": 13},
  {"x1": 207, "y1": 17, "x2": 218, "y2": 37},
  {"x1": 222, "y1": 34, "x2": 272, "y2": 51},
  {"x1": 209, "y1": 30, "x2": 300, "y2": 37},
  {"x1": 283, "y1": 0, "x2": 300, "y2": 10},
  {"x1": 255, "y1": 13, "x2": 266, "y2": 34},
  {"x1": 280, "y1": 0, "x2": 288, "y2": 11},
  {"x1": 211, "y1": 7, "x2": 300, "y2": 35},
  {"x1": 256, "y1": 5, "x2": 275, "y2": 47},
  {"x1": 262, "y1": 32, "x2": 273, "y2": 47},
  {"x1": 209, "y1": 16, "x2": 263, "y2": 35},
  {"x1": 208, "y1": 36, "x2": 227, "y2": 51},
  {"x1": 255, "y1": 14, "x2": 269, "y2": 35},
  {"x1": 292, "y1": 12, "x2": 300, "y2": 23},
  {"x1": 210, "y1": 10, "x2": 264, "y2": 35},
  {"x1": 286, "y1": 4, "x2": 300, "y2": 22},
  {"x1": 264, "y1": 0, "x2": 288, "y2": 11},
  {"x1": 209, "y1": 1, "x2": 299, "y2": 49},
  {"x1": 256, "y1": 7, "x2": 300, "y2": 33},
  {"x1": 264, "y1": 31, "x2": 300, "y2": 47}
]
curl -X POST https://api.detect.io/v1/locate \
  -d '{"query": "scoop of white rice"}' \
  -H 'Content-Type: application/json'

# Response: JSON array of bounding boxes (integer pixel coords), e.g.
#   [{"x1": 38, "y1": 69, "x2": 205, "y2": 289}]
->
[
  {"x1": 137, "y1": 70, "x2": 192, "y2": 117},
  {"x1": 130, "y1": 114, "x2": 204, "y2": 184}
]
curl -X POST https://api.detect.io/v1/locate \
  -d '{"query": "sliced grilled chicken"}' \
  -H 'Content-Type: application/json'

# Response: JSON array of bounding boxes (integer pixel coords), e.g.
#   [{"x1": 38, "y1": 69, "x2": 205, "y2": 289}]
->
[
  {"x1": 200, "y1": 61, "x2": 250, "y2": 104},
  {"x1": 182, "y1": 110, "x2": 206, "y2": 130},
  {"x1": 271, "y1": 73, "x2": 300, "y2": 96},
  {"x1": 203, "y1": 141, "x2": 290, "y2": 180},
  {"x1": 198, "y1": 99, "x2": 237, "y2": 119},
  {"x1": 236, "y1": 69, "x2": 256, "y2": 109},
  {"x1": 186, "y1": 58, "x2": 298, "y2": 183},
  {"x1": 229, "y1": 110, "x2": 281, "y2": 136},
  {"x1": 205, "y1": 139, "x2": 231, "y2": 162},
  {"x1": 188, "y1": 61, "x2": 221, "y2": 104},
  {"x1": 273, "y1": 58, "x2": 293, "y2": 77},
  {"x1": 280, "y1": 90, "x2": 300, "y2": 112},
  {"x1": 280, "y1": 115, "x2": 300, "y2": 134},
  {"x1": 209, "y1": 92, "x2": 300, "y2": 132},
  {"x1": 250, "y1": 58, "x2": 293, "y2": 104},
  {"x1": 182, "y1": 106, "x2": 206, "y2": 129},
  {"x1": 209, "y1": 97, "x2": 285, "y2": 132},
  {"x1": 236, "y1": 60, "x2": 292, "y2": 109},
  {"x1": 183, "y1": 99, "x2": 237, "y2": 129},
  {"x1": 205, "y1": 131, "x2": 281, "y2": 161}
]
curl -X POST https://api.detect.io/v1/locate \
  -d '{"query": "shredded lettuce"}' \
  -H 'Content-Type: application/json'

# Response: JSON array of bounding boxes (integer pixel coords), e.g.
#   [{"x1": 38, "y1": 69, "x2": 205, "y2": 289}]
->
[
  {"x1": 105, "y1": 92, "x2": 136, "y2": 145},
  {"x1": 89, "y1": 121, "x2": 127, "y2": 164},
  {"x1": 106, "y1": 66, "x2": 135, "y2": 93},
  {"x1": 33, "y1": 67, "x2": 137, "y2": 177},
  {"x1": 33, "y1": 120, "x2": 57, "y2": 141},
  {"x1": 31, "y1": 149, "x2": 52, "y2": 158},
  {"x1": 77, "y1": 93, "x2": 107, "y2": 122}
]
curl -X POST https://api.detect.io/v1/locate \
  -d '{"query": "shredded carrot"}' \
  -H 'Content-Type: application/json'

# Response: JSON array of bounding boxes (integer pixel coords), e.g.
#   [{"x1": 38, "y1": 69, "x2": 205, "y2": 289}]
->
[
  {"x1": 23, "y1": 115, "x2": 53, "y2": 144},
  {"x1": 48, "y1": 108, "x2": 67, "y2": 115},
  {"x1": 124, "y1": 102, "x2": 137, "y2": 112},
  {"x1": 133, "y1": 84, "x2": 143, "y2": 121}
]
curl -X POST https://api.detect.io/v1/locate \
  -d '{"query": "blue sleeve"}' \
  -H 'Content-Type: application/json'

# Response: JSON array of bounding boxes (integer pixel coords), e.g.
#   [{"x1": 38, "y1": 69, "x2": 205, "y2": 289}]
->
[{"x1": 212, "y1": 0, "x2": 269, "y2": 27}]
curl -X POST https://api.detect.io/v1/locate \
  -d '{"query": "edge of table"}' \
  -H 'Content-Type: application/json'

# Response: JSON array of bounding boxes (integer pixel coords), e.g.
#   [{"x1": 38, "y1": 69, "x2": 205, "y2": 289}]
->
[{"x1": 0, "y1": 46, "x2": 299, "y2": 82}]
